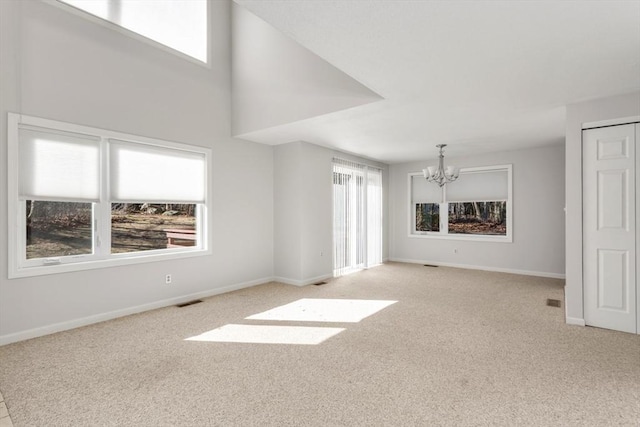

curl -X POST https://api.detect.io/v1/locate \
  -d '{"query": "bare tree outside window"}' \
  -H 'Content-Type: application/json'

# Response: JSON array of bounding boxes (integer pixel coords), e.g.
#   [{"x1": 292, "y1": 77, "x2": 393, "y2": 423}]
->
[
  {"x1": 416, "y1": 203, "x2": 440, "y2": 232},
  {"x1": 25, "y1": 201, "x2": 197, "y2": 259},
  {"x1": 448, "y1": 201, "x2": 506, "y2": 235},
  {"x1": 25, "y1": 201, "x2": 93, "y2": 259}
]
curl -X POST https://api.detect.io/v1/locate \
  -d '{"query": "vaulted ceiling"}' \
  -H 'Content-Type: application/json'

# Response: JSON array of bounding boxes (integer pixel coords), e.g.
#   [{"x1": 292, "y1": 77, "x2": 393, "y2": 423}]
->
[{"x1": 234, "y1": 0, "x2": 640, "y2": 163}]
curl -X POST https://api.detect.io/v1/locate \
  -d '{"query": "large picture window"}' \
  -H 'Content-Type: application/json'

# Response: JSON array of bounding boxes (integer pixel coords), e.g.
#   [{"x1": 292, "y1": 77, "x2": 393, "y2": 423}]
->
[
  {"x1": 409, "y1": 165, "x2": 512, "y2": 241},
  {"x1": 56, "y1": 0, "x2": 208, "y2": 63},
  {"x1": 8, "y1": 113, "x2": 211, "y2": 278}
]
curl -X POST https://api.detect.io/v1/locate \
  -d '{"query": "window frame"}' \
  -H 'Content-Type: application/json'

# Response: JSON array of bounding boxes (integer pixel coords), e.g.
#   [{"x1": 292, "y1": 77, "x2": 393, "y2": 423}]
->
[
  {"x1": 408, "y1": 165, "x2": 513, "y2": 242},
  {"x1": 8, "y1": 113, "x2": 212, "y2": 279},
  {"x1": 46, "y1": 0, "x2": 211, "y2": 67}
]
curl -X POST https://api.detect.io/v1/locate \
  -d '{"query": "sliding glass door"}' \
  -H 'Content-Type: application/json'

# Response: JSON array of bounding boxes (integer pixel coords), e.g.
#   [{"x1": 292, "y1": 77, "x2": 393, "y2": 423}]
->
[{"x1": 332, "y1": 158, "x2": 383, "y2": 277}]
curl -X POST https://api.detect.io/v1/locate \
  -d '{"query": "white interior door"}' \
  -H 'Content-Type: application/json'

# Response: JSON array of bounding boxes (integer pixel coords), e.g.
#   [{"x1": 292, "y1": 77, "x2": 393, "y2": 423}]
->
[{"x1": 583, "y1": 123, "x2": 637, "y2": 334}]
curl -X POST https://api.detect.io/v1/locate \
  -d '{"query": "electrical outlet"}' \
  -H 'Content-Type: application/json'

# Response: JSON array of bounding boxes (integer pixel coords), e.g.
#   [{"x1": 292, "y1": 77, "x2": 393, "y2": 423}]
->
[{"x1": 165, "y1": 274, "x2": 172, "y2": 284}]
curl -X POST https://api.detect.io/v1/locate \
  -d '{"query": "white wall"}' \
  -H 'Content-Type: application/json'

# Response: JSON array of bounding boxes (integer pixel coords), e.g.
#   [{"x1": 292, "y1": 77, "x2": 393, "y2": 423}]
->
[
  {"x1": 389, "y1": 144, "x2": 566, "y2": 277},
  {"x1": 564, "y1": 91, "x2": 640, "y2": 325},
  {"x1": 273, "y1": 142, "x2": 304, "y2": 281},
  {"x1": 0, "y1": 0, "x2": 274, "y2": 343},
  {"x1": 299, "y1": 143, "x2": 334, "y2": 281},
  {"x1": 274, "y1": 141, "x2": 388, "y2": 285},
  {"x1": 230, "y1": 2, "x2": 381, "y2": 138}
]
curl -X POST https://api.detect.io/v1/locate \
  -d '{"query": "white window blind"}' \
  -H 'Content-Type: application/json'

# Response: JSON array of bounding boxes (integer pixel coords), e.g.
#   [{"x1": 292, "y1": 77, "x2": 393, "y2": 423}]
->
[
  {"x1": 109, "y1": 140, "x2": 206, "y2": 203},
  {"x1": 18, "y1": 128, "x2": 101, "y2": 202},
  {"x1": 411, "y1": 175, "x2": 441, "y2": 203},
  {"x1": 333, "y1": 158, "x2": 383, "y2": 277},
  {"x1": 333, "y1": 159, "x2": 364, "y2": 277},
  {"x1": 367, "y1": 167, "x2": 383, "y2": 268},
  {"x1": 446, "y1": 169, "x2": 508, "y2": 202}
]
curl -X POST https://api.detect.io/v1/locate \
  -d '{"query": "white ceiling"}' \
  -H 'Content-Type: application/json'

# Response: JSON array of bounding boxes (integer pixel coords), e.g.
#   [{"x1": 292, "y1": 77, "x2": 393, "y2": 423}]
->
[{"x1": 234, "y1": 0, "x2": 640, "y2": 163}]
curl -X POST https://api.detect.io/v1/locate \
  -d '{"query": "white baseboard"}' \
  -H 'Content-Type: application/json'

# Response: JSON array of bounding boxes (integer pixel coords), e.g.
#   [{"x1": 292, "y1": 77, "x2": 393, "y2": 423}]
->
[
  {"x1": 565, "y1": 317, "x2": 586, "y2": 326},
  {"x1": 0, "y1": 276, "x2": 273, "y2": 346},
  {"x1": 273, "y1": 274, "x2": 333, "y2": 287},
  {"x1": 389, "y1": 258, "x2": 566, "y2": 279}
]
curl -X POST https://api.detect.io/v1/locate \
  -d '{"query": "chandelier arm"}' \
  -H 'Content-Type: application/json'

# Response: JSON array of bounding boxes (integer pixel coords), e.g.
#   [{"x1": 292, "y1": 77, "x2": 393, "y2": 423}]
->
[{"x1": 424, "y1": 143, "x2": 459, "y2": 186}]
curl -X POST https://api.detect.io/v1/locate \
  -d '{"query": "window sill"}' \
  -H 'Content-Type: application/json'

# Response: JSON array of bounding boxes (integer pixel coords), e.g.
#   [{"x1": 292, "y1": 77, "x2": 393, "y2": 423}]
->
[
  {"x1": 9, "y1": 248, "x2": 212, "y2": 279},
  {"x1": 409, "y1": 233, "x2": 513, "y2": 243}
]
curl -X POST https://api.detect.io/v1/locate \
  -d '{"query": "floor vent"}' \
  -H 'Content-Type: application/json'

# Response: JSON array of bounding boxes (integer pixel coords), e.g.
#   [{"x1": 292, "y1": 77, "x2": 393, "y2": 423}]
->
[
  {"x1": 177, "y1": 300, "x2": 203, "y2": 308},
  {"x1": 313, "y1": 281, "x2": 328, "y2": 286},
  {"x1": 546, "y1": 299, "x2": 562, "y2": 308},
  {"x1": 423, "y1": 264, "x2": 439, "y2": 268}
]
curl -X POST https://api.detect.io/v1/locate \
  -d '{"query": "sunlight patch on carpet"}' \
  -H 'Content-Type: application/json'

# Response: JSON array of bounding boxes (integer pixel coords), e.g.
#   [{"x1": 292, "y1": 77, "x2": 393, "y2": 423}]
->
[
  {"x1": 246, "y1": 298, "x2": 397, "y2": 323},
  {"x1": 185, "y1": 324, "x2": 345, "y2": 345}
]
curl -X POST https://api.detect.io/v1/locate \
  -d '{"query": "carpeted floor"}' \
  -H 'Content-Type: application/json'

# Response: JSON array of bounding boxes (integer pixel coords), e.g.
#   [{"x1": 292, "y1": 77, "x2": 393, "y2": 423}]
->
[{"x1": 0, "y1": 262, "x2": 639, "y2": 426}]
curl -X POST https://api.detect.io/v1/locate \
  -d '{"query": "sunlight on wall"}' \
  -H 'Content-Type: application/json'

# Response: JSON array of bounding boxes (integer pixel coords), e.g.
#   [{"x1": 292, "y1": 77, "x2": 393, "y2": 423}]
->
[
  {"x1": 185, "y1": 324, "x2": 345, "y2": 345},
  {"x1": 246, "y1": 298, "x2": 397, "y2": 323}
]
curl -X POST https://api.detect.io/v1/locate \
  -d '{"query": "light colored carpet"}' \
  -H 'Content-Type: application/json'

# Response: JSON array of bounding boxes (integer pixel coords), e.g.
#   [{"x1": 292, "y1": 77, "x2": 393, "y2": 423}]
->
[{"x1": 0, "y1": 262, "x2": 639, "y2": 426}]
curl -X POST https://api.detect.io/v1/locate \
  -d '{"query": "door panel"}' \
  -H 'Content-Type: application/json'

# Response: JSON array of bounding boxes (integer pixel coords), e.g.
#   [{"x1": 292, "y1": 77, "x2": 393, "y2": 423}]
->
[
  {"x1": 583, "y1": 124, "x2": 636, "y2": 333},
  {"x1": 597, "y1": 170, "x2": 627, "y2": 230},
  {"x1": 597, "y1": 135, "x2": 628, "y2": 160},
  {"x1": 597, "y1": 249, "x2": 628, "y2": 311}
]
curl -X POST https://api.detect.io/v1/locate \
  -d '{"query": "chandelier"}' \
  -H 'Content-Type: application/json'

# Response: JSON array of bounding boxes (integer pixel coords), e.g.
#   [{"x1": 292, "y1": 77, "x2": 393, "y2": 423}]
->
[{"x1": 422, "y1": 144, "x2": 459, "y2": 187}]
